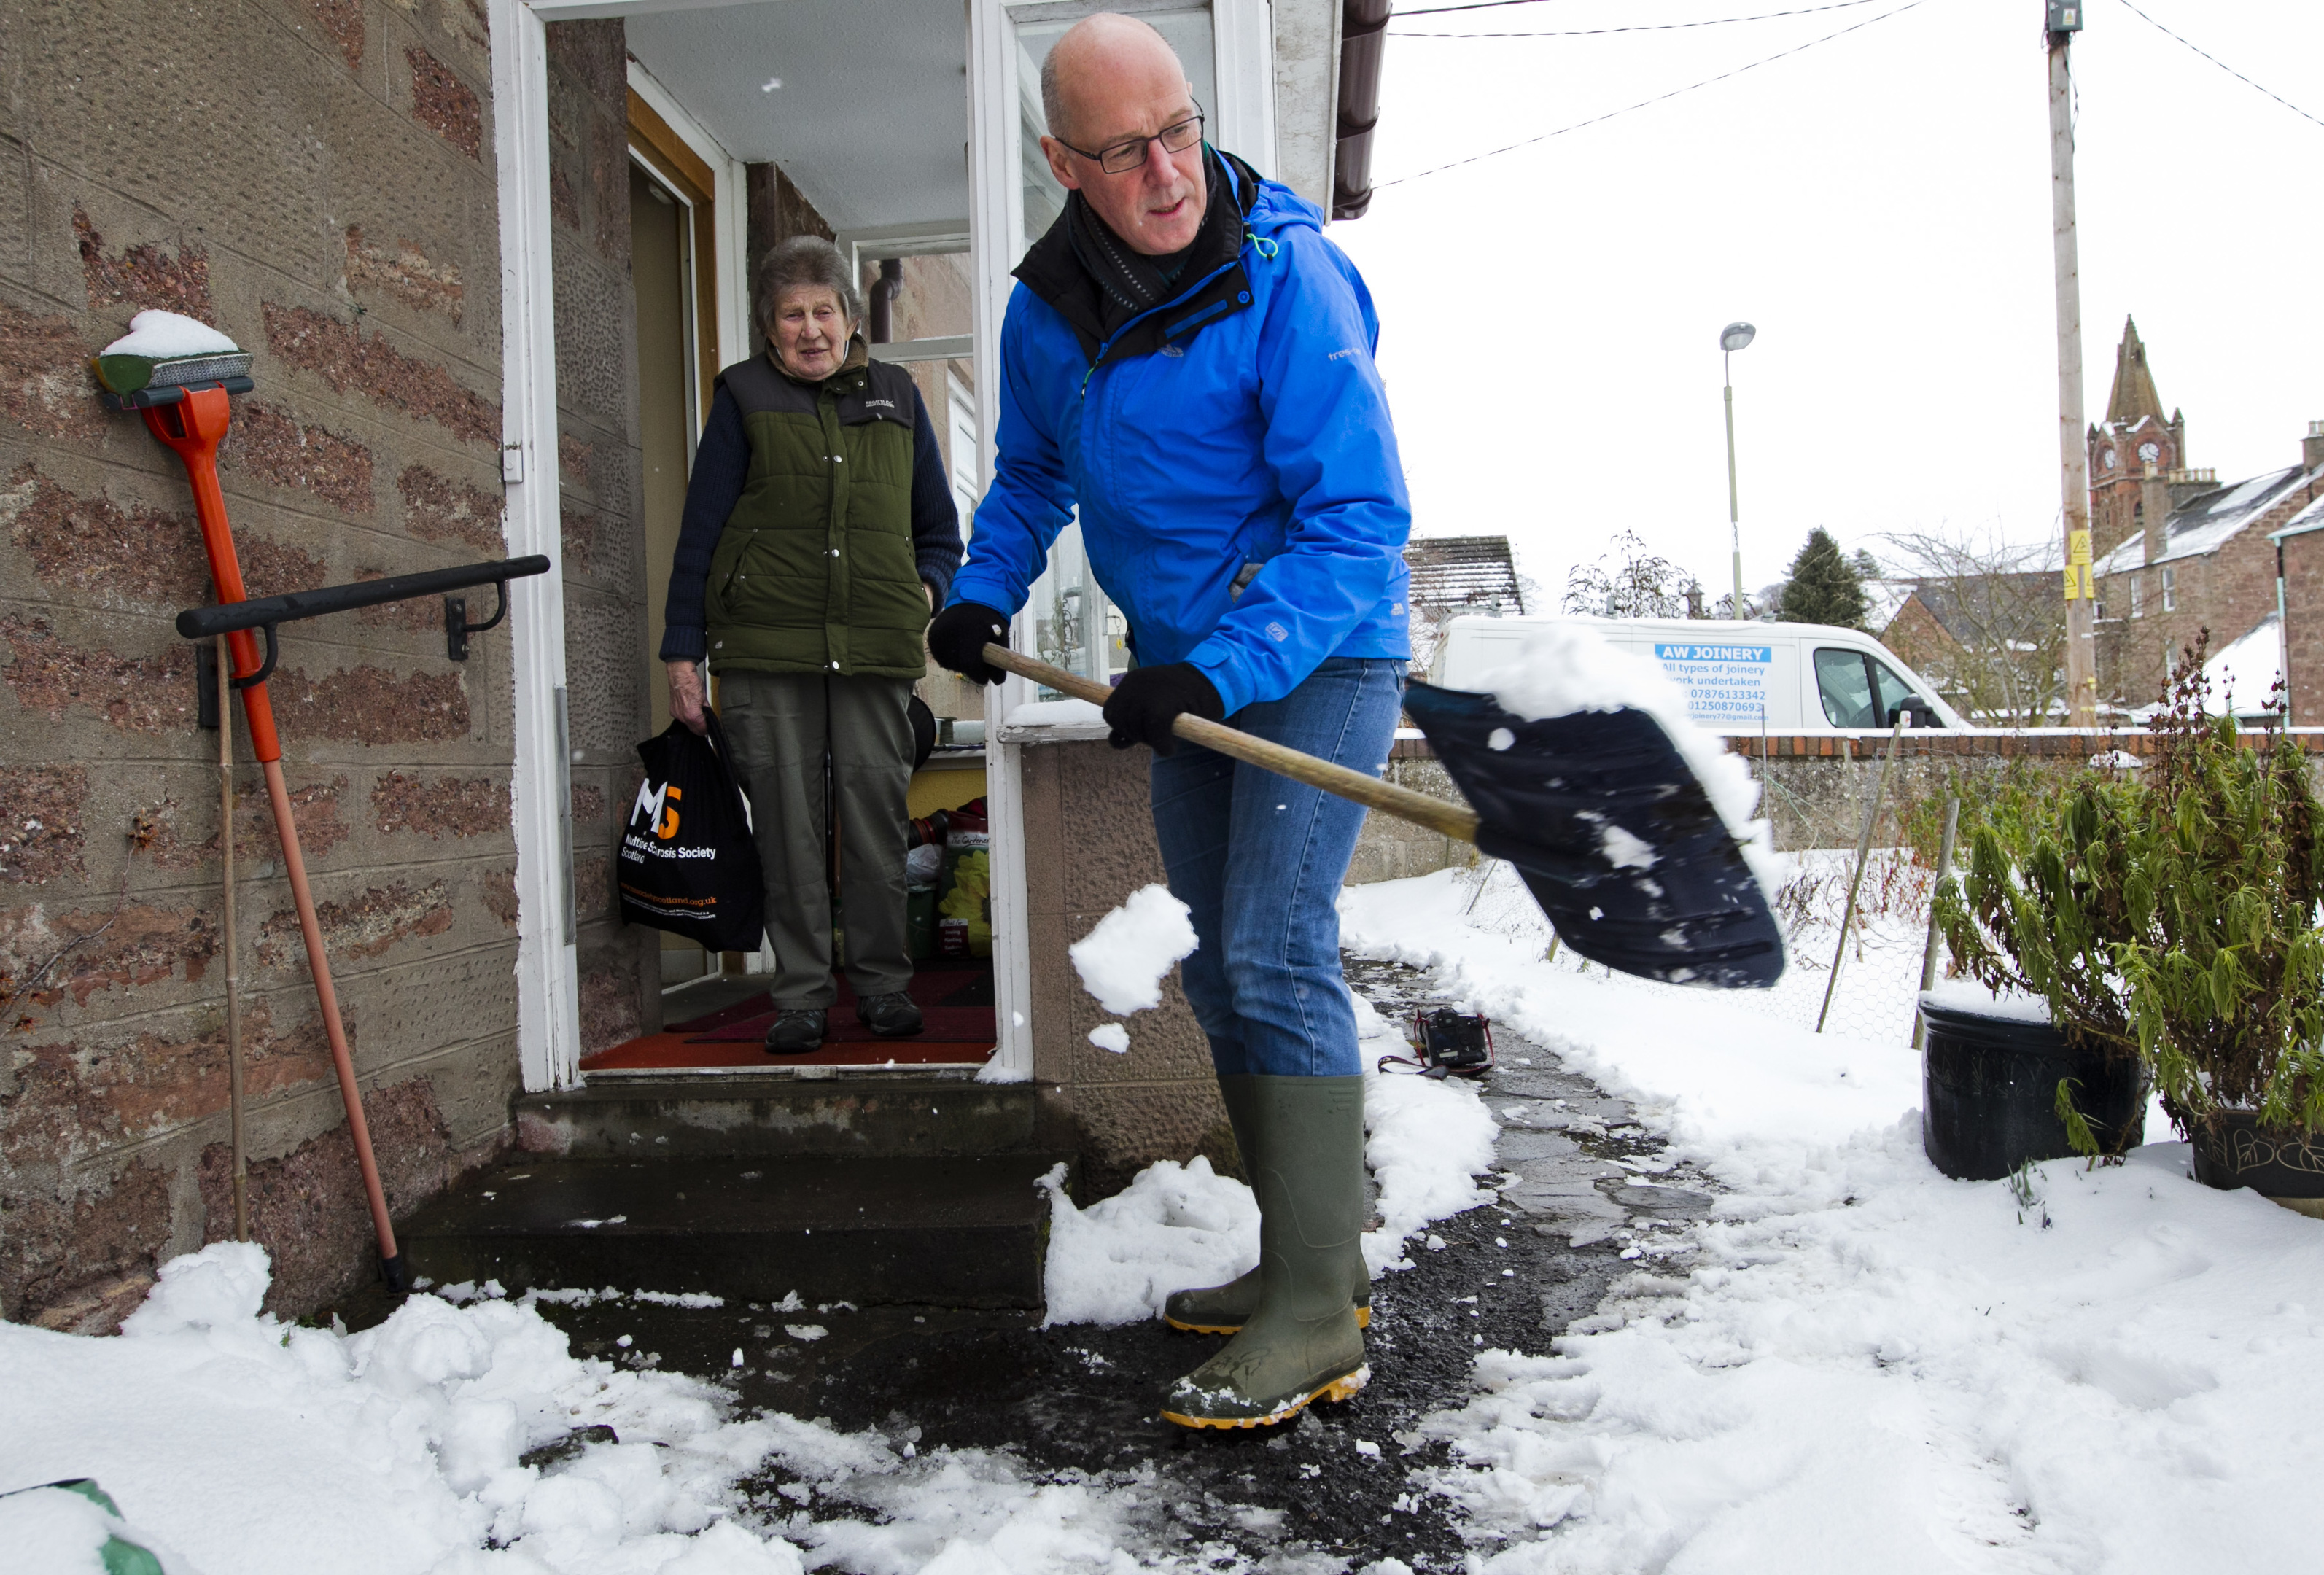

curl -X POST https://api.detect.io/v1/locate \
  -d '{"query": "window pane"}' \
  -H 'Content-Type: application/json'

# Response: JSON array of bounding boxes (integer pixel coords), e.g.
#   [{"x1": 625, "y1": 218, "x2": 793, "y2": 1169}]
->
[
  {"x1": 1870, "y1": 658, "x2": 1924, "y2": 725},
  {"x1": 1814, "y1": 648, "x2": 1878, "y2": 728}
]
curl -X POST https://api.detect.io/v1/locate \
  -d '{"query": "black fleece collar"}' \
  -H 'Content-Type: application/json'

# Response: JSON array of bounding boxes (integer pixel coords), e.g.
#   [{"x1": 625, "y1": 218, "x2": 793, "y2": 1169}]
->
[{"x1": 1015, "y1": 147, "x2": 1263, "y2": 368}]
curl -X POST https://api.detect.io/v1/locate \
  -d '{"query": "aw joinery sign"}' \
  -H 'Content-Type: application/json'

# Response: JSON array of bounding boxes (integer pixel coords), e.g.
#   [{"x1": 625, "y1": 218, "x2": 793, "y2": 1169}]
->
[{"x1": 1653, "y1": 642, "x2": 1771, "y2": 730}]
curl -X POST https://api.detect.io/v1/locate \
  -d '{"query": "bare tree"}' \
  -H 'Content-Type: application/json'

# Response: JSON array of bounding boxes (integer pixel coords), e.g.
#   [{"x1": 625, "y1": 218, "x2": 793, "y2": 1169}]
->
[
  {"x1": 1562, "y1": 530, "x2": 1705, "y2": 619},
  {"x1": 1876, "y1": 526, "x2": 2064, "y2": 727}
]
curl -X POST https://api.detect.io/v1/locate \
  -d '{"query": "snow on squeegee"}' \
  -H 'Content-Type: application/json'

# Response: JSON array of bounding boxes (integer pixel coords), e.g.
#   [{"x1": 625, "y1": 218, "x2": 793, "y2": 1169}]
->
[
  {"x1": 92, "y1": 309, "x2": 252, "y2": 396},
  {"x1": 1402, "y1": 620, "x2": 1787, "y2": 989}
]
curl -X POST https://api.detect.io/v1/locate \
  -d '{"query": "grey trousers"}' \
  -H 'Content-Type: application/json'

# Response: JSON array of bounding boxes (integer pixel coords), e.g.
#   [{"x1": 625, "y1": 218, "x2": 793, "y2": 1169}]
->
[{"x1": 719, "y1": 671, "x2": 916, "y2": 1008}]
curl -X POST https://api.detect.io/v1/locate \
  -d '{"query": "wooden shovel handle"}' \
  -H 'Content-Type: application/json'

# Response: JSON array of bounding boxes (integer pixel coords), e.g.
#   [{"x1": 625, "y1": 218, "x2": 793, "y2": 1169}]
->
[{"x1": 982, "y1": 643, "x2": 1482, "y2": 845}]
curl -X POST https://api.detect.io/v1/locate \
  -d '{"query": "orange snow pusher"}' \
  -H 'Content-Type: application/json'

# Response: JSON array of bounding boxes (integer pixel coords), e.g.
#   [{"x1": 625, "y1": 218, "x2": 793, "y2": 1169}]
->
[{"x1": 99, "y1": 314, "x2": 548, "y2": 1293}]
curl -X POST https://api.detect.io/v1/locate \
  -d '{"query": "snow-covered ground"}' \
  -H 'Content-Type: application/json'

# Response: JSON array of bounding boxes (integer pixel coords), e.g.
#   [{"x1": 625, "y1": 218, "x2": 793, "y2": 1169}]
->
[
  {"x1": 12, "y1": 863, "x2": 2323, "y2": 1573},
  {"x1": 1342, "y1": 868, "x2": 2324, "y2": 1574}
]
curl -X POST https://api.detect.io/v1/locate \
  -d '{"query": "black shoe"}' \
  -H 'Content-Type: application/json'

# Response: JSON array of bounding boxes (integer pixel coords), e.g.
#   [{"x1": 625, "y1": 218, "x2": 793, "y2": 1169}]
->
[
  {"x1": 763, "y1": 1008, "x2": 826, "y2": 1054},
  {"x1": 857, "y1": 991, "x2": 924, "y2": 1038}
]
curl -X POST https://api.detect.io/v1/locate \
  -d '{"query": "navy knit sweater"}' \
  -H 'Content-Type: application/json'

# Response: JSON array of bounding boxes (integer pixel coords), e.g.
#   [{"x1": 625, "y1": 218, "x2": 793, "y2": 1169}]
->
[{"x1": 658, "y1": 381, "x2": 964, "y2": 664}]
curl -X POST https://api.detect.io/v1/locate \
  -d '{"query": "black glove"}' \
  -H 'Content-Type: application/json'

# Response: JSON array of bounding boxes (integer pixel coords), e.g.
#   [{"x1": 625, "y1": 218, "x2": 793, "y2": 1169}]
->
[
  {"x1": 1103, "y1": 663, "x2": 1225, "y2": 756},
  {"x1": 925, "y1": 601, "x2": 1011, "y2": 685}
]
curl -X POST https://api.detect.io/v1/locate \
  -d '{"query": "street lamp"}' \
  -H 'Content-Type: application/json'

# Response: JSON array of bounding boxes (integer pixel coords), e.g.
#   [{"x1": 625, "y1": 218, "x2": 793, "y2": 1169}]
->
[{"x1": 1720, "y1": 321, "x2": 1756, "y2": 618}]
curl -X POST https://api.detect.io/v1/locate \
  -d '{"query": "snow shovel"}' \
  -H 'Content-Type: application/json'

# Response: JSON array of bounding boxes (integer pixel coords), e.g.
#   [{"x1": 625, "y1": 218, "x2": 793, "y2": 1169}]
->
[{"x1": 982, "y1": 645, "x2": 1785, "y2": 989}]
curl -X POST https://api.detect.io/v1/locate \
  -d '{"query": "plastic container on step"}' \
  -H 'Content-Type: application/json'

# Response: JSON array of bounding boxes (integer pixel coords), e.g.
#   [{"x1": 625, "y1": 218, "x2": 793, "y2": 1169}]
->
[{"x1": 1919, "y1": 992, "x2": 2145, "y2": 1180}]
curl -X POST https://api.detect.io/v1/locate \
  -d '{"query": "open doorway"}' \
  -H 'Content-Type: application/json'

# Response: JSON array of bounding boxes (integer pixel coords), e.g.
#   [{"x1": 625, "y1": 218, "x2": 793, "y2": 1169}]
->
[{"x1": 574, "y1": 0, "x2": 998, "y2": 1077}]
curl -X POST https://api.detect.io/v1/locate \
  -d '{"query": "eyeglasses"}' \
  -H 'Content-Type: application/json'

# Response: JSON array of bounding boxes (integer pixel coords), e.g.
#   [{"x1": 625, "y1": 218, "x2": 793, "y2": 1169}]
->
[{"x1": 1054, "y1": 106, "x2": 1205, "y2": 176}]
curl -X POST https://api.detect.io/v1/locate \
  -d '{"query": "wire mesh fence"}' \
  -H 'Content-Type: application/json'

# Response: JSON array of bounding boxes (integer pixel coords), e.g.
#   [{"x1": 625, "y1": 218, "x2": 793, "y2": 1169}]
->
[{"x1": 1450, "y1": 845, "x2": 1940, "y2": 1046}]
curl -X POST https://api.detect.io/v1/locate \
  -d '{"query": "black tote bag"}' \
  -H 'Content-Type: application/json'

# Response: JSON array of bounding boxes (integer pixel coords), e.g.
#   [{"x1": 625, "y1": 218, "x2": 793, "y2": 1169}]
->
[{"x1": 616, "y1": 708, "x2": 766, "y2": 952}]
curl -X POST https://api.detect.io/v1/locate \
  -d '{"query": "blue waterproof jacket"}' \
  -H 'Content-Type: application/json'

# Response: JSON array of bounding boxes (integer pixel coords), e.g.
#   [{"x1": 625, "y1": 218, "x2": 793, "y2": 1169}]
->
[{"x1": 947, "y1": 152, "x2": 1411, "y2": 715}]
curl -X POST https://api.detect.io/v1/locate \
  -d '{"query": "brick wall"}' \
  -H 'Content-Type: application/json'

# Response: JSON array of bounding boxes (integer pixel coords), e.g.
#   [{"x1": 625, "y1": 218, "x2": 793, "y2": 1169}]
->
[
  {"x1": 2094, "y1": 471, "x2": 2324, "y2": 711},
  {"x1": 2285, "y1": 532, "x2": 2324, "y2": 723},
  {"x1": 0, "y1": 2, "x2": 649, "y2": 1328}
]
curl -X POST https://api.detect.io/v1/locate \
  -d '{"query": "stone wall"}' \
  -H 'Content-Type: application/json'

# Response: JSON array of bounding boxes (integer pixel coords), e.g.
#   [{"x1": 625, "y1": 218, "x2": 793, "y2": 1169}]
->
[
  {"x1": 542, "y1": 20, "x2": 655, "y2": 1054},
  {"x1": 0, "y1": 2, "x2": 650, "y2": 1328},
  {"x1": 1017, "y1": 739, "x2": 1234, "y2": 1198}
]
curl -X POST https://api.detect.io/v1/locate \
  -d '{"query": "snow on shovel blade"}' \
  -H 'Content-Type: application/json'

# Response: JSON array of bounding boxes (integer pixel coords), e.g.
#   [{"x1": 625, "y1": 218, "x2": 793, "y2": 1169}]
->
[{"x1": 1402, "y1": 682, "x2": 1784, "y2": 989}]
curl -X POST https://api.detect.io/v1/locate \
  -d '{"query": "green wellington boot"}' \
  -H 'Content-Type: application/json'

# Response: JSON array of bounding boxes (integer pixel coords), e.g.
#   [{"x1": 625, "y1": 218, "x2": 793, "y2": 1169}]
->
[
  {"x1": 1164, "y1": 1075, "x2": 1372, "y2": 1333},
  {"x1": 1162, "y1": 1075, "x2": 1370, "y2": 1428}
]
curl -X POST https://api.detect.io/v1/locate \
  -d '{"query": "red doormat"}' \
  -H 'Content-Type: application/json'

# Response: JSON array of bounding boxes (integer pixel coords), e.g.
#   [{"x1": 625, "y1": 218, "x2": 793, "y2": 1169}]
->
[
  {"x1": 674, "y1": 957, "x2": 995, "y2": 1044},
  {"x1": 577, "y1": 958, "x2": 998, "y2": 1073},
  {"x1": 578, "y1": 1032, "x2": 994, "y2": 1073}
]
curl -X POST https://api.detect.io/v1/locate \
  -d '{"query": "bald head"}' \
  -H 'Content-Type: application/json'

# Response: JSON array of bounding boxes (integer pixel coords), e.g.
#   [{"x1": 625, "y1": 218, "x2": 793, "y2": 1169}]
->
[
  {"x1": 1041, "y1": 12, "x2": 1185, "y2": 147},
  {"x1": 1037, "y1": 12, "x2": 1208, "y2": 255}
]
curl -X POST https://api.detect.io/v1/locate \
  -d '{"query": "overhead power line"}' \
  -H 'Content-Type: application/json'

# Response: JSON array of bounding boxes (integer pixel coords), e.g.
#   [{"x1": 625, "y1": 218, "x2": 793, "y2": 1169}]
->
[
  {"x1": 1396, "y1": 0, "x2": 1582, "y2": 15},
  {"x1": 1394, "y1": 0, "x2": 1884, "y2": 40},
  {"x1": 2111, "y1": 0, "x2": 2324, "y2": 133},
  {"x1": 1377, "y1": 0, "x2": 1927, "y2": 187}
]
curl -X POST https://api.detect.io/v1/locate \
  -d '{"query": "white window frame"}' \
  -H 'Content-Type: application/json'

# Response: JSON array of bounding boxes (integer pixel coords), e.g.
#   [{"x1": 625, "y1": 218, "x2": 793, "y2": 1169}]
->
[
  {"x1": 2130, "y1": 575, "x2": 2145, "y2": 618},
  {"x1": 2162, "y1": 565, "x2": 2177, "y2": 612}
]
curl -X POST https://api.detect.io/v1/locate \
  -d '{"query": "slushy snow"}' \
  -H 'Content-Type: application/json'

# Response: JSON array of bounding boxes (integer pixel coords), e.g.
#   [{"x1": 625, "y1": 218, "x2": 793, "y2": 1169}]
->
[
  {"x1": 1341, "y1": 867, "x2": 2324, "y2": 1573},
  {"x1": 1068, "y1": 882, "x2": 1197, "y2": 1014},
  {"x1": 98, "y1": 309, "x2": 240, "y2": 360},
  {"x1": 1474, "y1": 621, "x2": 1781, "y2": 894}
]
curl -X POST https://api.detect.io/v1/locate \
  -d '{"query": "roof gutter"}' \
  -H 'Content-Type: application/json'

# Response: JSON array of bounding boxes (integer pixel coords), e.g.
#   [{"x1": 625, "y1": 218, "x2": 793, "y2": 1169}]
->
[{"x1": 1333, "y1": 0, "x2": 1390, "y2": 220}]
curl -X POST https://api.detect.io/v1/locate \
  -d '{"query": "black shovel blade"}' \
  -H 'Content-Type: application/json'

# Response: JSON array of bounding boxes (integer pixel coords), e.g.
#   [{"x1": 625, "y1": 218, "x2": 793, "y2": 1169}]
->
[{"x1": 1402, "y1": 682, "x2": 1785, "y2": 989}]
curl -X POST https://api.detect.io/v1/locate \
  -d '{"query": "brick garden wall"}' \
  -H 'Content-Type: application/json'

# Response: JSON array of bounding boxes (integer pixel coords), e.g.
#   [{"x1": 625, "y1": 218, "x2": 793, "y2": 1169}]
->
[{"x1": 0, "y1": 2, "x2": 650, "y2": 1329}]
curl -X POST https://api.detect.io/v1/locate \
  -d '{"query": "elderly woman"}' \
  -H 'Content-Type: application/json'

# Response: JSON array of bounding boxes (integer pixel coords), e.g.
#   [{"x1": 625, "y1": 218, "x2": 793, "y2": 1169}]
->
[{"x1": 661, "y1": 236, "x2": 963, "y2": 1052}]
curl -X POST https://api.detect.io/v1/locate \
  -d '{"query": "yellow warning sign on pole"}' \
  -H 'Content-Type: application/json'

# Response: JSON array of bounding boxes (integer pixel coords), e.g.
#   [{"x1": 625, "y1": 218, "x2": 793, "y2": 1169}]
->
[{"x1": 2063, "y1": 529, "x2": 2094, "y2": 600}]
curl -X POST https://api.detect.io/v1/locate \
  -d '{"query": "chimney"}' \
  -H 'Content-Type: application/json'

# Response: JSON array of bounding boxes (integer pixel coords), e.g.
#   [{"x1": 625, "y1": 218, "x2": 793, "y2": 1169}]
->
[
  {"x1": 2142, "y1": 461, "x2": 2169, "y2": 566},
  {"x1": 2306, "y1": 419, "x2": 2324, "y2": 473}
]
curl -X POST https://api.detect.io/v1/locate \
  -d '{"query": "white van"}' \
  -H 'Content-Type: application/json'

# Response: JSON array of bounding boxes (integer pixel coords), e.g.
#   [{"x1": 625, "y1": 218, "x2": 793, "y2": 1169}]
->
[{"x1": 1426, "y1": 615, "x2": 1968, "y2": 734}]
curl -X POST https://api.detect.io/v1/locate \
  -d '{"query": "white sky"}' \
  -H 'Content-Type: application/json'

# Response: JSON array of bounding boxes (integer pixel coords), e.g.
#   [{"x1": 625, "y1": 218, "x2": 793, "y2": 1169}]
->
[{"x1": 1329, "y1": 0, "x2": 2324, "y2": 604}]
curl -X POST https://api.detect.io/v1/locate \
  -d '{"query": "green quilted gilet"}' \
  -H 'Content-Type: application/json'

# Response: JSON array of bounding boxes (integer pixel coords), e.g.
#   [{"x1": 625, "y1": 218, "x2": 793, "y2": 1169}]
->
[{"x1": 704, "y1": 348, "x2": 930, "y2": 678}]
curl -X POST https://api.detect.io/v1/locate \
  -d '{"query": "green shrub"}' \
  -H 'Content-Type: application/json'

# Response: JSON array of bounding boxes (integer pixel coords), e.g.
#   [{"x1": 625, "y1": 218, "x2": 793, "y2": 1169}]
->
[{"x1": 1937, "y1": 638, "x2": 2324, "y2": 1142}]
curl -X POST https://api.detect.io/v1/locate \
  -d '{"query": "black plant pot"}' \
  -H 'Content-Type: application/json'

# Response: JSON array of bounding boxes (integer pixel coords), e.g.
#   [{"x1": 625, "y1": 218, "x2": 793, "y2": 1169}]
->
[
  {"x1": 2188, "y1": 1113, "x2": 2324, "y2": 1219},
  {"x1": 1919, "y1": 998, "x2": 2146, "y2": 1181}
]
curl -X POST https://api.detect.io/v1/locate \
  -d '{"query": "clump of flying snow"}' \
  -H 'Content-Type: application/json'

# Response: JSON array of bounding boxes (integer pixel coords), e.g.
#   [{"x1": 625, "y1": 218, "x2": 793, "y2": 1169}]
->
[
  {"x1": 1342, "y1": 865, "x2": 2324, "y2": 1574},
  {"x1": 99, "y1": 309, "x2": 240, "y2": 360},
  {"x1": 1086, "y1": 1022, "x2": 1130, "y2": 1053},
  {"x1": 1068, "y1": 882, "x2": 1197, "y2": 1014},
  {"x1": 1474, "y1": 621, "x2": 1781, "y2": 895}
]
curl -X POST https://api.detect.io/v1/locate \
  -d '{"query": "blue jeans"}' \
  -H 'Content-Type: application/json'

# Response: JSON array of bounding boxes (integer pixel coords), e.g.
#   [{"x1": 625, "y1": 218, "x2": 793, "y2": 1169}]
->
[{"x1": 1149, "y1": 658, "x2": 1405, "y2": 1078}]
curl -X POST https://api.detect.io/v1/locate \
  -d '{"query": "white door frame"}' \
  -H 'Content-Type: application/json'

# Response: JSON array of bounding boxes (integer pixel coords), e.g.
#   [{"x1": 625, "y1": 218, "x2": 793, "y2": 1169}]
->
[{"x1": 489, "y1": 0, "x2": 579, "y2": 1090}]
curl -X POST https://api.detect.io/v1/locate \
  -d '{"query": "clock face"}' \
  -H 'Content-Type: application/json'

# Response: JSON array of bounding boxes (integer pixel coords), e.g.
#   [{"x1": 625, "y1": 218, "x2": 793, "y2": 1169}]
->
[
  {"x1": 2102, "y1": 449, "x2": 2118, "y2": 470},
  {"x1": 2139, "y1": 441, "x2": 2161, "y2": 463}
]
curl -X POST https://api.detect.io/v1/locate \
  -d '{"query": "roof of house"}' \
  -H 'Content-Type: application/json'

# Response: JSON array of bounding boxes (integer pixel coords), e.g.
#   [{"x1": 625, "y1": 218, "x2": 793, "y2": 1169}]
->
[
  {"x1": 2268, "y1": 486, "x2": 2324, "y2": 542},
  {"x1": 1891, "y1": 573, "x2": 2057, "y2": 651},
  {"x1": 2094, "y1": 464, "x2": 2322, "y2": 575},
  {"x1": 2204, "y1": 612, "x2": 2282, "y2": 715},
  {"x1": 1404, "y1": 535, "x2": 1526, "y2": 617}
]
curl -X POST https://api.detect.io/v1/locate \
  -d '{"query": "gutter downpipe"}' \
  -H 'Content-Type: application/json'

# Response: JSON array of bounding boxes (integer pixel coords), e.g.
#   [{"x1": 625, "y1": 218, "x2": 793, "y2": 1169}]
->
[
  {"x1": 1333, "y1": 0, "x2": 1390, "y2": 220},
  {"x1": 868, "y1": 257, "x2": 903, "y2": 344}
]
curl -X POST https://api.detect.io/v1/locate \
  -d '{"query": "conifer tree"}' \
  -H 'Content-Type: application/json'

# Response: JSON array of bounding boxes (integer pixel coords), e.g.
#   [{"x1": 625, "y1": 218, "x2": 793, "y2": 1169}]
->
[{"x1": 1778, "y1": 528, "x2": 1868, "y2": 629}]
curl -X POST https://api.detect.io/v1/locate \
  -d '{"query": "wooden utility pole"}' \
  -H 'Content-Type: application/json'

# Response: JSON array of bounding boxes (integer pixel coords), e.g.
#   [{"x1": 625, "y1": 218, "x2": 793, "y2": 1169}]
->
[{"x1": 2048, "y1": 7, "x2": 2099, "y2": 726}]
